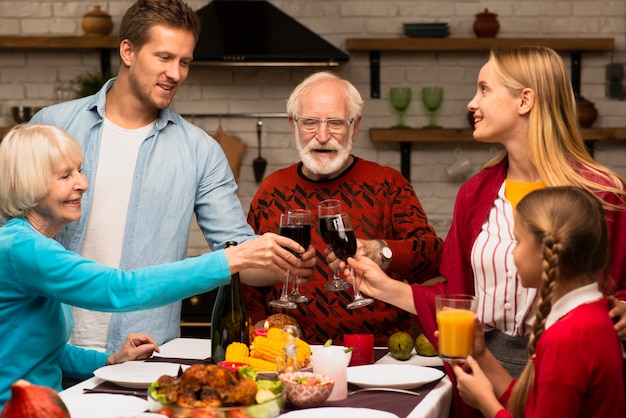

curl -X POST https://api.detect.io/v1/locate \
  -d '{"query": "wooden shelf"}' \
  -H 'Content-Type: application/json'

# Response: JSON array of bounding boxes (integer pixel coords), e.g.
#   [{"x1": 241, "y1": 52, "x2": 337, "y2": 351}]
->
[
  {"x1": 346, "y1": 37, "x2": 614, "y2": 52},
  {"x1": 0, "y1": 35, "x2": 118, "y2": 73},
  {"x1": 370, "y1": 127, "x2": 626, "y2": 143},
  {"x1": 345, "y1": 37, "x2": 615, "y2": 99},
  {"x1": 0, "y1": 35, "x2": 118, "y2": 49},
  {"x1": 371, "y1": 127, "x2": 626, "y2": 180}
]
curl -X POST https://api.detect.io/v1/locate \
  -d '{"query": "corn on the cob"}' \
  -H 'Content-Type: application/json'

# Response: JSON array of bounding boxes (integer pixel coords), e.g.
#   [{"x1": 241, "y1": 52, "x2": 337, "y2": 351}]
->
[
  {"x1": 224, "y1": 327, "x2": 313, "y2": 372},
  {"x1": 250, "y1": 332, "x2": 311, "y2": 368},
  {"x1": 240, "y1": 356, "x2": 276, "y2": 372},
  {"x1": 225, "y1": 342, "x2": 249, "y2": 362}
]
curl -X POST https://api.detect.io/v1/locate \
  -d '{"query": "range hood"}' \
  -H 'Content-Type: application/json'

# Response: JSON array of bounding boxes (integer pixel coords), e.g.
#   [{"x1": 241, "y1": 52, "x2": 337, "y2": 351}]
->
[{"x1": 193, "y1": 0, "x2": 349, "y2": 67}]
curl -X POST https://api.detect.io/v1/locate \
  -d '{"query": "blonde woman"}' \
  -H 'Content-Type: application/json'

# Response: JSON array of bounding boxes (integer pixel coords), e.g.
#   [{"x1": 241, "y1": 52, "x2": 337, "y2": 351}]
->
[
  {"x1": 452, "y1": 187, "x2": 624, "y2": 418},
  {"x1": 343, "y1": 46, "x2": 626, "y2": 418}
]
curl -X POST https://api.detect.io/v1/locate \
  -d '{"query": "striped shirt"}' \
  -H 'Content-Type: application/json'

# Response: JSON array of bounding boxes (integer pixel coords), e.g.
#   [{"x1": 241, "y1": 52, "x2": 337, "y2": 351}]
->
[{"x1": 471, "y1": 181, "x2": 537, "y2": 336}]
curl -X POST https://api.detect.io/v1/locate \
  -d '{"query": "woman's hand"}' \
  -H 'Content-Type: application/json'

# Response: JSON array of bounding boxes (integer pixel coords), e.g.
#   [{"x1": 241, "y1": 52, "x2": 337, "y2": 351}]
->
[
  {"x1": 452, "y1": 356, "x2": 503, "y2": 417},
  {"x1": 107, "y1": 333, "x2": 159, "y2": 365},
  {"x1": 608, "y1": 296, "x2": 626, "y2": 341},
  {"x1": 341, "y1": 254, "x2": 416, "y2": 314}
]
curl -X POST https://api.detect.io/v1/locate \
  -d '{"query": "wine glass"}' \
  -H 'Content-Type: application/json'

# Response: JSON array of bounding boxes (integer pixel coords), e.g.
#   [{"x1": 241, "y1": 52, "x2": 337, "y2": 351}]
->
[
  {"x1": 390, "y1": 87, "x2": 412, "y2": 129},
  {"x1": 421, "y1": 86, "x2": 444, "y2": 129},
  {"x1": 269, "y1": 213, "x2": 298, "y2": 309},
  {"x1": 287, "y1": 209, "x2": 311, "y2": 303},
  {"x1": 326, "y1": 213, "x2": 374, "y2": 310},
  {"x1": 318, "y1": 199, "x2": 350, "y2": 292}
]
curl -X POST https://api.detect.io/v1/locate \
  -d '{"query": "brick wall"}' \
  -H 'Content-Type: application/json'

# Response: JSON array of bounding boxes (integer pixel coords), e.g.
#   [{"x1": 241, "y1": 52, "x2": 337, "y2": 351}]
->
[{"x1": 1, "y1": 0, "x2": 625, "y2": 255}]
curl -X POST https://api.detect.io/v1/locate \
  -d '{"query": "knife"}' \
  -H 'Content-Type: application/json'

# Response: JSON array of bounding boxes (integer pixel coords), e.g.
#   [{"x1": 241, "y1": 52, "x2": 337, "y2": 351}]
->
[{"x1": 83, "y1": 387, "x2": 144, "y2": 396}]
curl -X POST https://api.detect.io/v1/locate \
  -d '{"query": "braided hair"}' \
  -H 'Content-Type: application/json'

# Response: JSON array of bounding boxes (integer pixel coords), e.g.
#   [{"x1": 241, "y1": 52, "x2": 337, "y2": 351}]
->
[{"x1": 507, "y1": 186, "x2": 608, "y2": 417}]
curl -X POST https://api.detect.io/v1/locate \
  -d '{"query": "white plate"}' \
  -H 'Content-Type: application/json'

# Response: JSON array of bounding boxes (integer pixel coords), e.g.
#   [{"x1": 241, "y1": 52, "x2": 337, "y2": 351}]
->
[
  {"x1": 93, "y1": 361, "x2": 188, "y2": 389},
  {"x1": 376, "y1": 349, "x2": 443, "y2": 367},
  {"x1": 347, "y1": 364, "x2": 444, "y2": 390},
  {"x1": 280, "y1": 407, "x2": 399, "y2": 418},
  {"x1": 60, "y1": 393, "x2": 148, "y2": 418}
]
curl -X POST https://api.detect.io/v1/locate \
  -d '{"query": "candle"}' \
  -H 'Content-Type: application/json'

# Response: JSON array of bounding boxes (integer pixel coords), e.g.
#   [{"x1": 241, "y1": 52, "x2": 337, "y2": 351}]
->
[
  {"x1": 254, "y1": 320, "x2": 270, "y2": 337},
  {"x1": 254, "y1": 328, "x2": 268, "y2": 337}
]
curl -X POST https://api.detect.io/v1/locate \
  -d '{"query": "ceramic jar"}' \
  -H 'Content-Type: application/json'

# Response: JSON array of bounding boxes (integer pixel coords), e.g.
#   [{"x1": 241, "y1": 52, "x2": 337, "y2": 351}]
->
[
  {"x1": 576, "y1": 97, "x2": 598, "y2": 128},
  {"x1": 81, "y1": 5, "x2": 113, "y2": 36},
  {"x1": 473, "y1": 8, "x2": 500, "y2": 38}
]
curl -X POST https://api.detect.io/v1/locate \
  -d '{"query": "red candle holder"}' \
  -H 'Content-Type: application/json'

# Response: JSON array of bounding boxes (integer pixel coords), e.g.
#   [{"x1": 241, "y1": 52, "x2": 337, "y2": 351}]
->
[
  {"x1": 343, "y1": 334, "x2": 374, "y2": 366},
  {"x1": 254, "y1": 328, "x2": 268, "y2": 338}
]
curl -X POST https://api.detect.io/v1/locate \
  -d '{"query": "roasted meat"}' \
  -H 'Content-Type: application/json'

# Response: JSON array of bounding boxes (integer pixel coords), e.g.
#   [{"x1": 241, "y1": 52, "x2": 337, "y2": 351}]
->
[{"x1": 154, "y1": 363, "x2": 257, "y2": 408}]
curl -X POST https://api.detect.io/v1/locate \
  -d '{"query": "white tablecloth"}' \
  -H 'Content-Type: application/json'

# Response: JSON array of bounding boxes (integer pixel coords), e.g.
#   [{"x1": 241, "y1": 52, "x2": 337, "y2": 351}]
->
[{"x1": 62, "y1": 338, "x2": 451, "y2": 418}]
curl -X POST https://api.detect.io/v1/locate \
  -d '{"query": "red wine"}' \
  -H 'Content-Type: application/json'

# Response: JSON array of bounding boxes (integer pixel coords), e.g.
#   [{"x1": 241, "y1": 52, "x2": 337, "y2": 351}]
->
[
  {"x1": 319, "y1": 216, "x2": 333, "y2": 244},
  {"x1": 279, "y1": 224, "x2": 311, "y2": 255},
  {"x1": 328, "y1": 228, "x2": 357, "y2": 261}
]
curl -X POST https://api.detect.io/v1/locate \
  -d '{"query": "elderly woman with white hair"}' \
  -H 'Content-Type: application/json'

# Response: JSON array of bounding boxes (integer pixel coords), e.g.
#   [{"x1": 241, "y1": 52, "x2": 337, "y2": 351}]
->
[{"x1": 0, "y1": 124, "x2": 304, "y2": 407}]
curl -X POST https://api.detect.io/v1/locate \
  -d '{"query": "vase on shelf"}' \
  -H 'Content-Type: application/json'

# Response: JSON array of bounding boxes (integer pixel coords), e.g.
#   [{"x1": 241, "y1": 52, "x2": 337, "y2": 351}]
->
[
  {"x1": 576, "y1": 97, "x2": 598, "y2": 128},
  {"x1": 81, "y1": 5, "x2": 113, "y2": 36},
  {"x1": 473, "y1": 9, "x2": 500, "y2": 38}
]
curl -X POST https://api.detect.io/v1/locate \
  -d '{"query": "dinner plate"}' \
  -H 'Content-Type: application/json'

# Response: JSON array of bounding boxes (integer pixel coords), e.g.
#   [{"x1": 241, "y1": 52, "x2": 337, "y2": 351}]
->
[
  {"x1": 280, "y1": 407, "x2": 399, "y2": 418},
  {"x1": 60, "y1": 393, "x2": 148, "y2": 418},
  {"x1": 93, "y1": 361, "x2": 188, "y2": 389},
  {"x1": 347, "y1": 364, "x2": 444, "y2": 390}
]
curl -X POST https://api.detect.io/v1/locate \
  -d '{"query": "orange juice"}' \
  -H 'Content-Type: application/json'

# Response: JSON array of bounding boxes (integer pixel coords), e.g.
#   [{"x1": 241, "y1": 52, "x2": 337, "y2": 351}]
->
[{"x1": 436, "y1": 308, "x2": 476, "y2": 358}]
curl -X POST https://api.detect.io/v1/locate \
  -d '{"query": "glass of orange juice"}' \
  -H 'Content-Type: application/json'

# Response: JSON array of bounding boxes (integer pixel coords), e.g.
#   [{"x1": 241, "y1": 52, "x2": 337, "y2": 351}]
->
[{"x1": 435, "y1": 294, "x2": 477, "y2": 362}]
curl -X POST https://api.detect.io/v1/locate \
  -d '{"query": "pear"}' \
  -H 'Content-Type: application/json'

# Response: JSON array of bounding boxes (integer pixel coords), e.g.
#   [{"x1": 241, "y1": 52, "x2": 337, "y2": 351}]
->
[
  {"x1": 387, "y1": 331, "x2": 414, "y2": 361},
  {"x1": 415, "y1": 333, "x2": 438, "y2": 357}
]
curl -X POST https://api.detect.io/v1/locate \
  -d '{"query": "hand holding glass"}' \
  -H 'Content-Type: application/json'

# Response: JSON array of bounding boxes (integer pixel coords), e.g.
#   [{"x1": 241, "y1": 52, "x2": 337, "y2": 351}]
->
[
  {"x1": 318, "y1": 200, "x2": 350, "y2": 292},
  {"x1": 435, "y1": 294, "x2": 477, "y2": 362}
]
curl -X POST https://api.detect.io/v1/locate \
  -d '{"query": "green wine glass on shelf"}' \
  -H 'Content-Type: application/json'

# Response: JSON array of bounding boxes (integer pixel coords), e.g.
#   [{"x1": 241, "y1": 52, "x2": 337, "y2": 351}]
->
[
  {"x1": 390, "y1": 87, "x2": 412, "y2": 129},
  {"x1": 421, "y1": 86, "x2": 444, "y2": 129}
]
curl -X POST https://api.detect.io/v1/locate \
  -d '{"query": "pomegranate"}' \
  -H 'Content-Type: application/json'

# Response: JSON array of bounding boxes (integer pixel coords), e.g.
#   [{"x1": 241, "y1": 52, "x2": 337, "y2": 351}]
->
[{"x1": 0, "y1": 380, "x2": 70, "y2": 418}]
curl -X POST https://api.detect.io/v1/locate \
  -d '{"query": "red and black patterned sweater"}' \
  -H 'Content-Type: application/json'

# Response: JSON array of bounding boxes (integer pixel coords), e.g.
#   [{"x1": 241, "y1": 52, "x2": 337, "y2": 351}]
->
[{"x1": 243, "y1": 157, "x2": 443, "y2": 345}]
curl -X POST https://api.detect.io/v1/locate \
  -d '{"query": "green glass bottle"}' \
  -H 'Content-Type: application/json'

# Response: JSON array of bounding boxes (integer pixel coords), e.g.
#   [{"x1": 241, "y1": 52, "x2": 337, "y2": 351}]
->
[{"x1": 210, "y1": 241, "x2": 250, "y2": 363}]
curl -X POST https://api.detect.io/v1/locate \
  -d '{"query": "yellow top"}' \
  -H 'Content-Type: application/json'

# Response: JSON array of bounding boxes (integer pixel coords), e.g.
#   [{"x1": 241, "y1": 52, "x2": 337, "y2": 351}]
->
[{"x1": 505, "y1": 178, "x2": 546, "y2": 208}]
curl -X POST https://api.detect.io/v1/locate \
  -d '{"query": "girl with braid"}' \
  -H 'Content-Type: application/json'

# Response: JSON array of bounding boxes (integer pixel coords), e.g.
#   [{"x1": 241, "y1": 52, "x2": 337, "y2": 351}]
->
[{"x1": 451, "y1": 186, "x2": 624, "y2": 418}]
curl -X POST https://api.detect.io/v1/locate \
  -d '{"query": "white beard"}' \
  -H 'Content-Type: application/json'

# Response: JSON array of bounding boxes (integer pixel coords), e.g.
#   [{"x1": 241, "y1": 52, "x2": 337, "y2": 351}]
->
[{"x1": 296, "y1": 130, "x2": 353, "y2": 177}]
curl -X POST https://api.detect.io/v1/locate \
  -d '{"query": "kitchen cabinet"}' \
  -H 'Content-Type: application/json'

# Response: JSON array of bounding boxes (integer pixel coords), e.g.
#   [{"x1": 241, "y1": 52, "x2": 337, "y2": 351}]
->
[{"x1": 346, "y1": 37, "x2": 619, "y2": 178}]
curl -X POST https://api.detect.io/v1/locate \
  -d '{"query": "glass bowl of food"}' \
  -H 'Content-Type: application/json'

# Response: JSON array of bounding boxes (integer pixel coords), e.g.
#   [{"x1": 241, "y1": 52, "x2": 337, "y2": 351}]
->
[{"x1": 147, "y1": 363, "x2": 285, "y2": 418}]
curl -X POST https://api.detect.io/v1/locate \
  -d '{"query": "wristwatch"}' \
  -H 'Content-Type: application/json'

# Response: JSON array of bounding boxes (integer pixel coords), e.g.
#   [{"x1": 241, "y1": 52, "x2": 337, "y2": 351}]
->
[{"x1": 376, "y1": 239, "x2": 393, "y2": 270}]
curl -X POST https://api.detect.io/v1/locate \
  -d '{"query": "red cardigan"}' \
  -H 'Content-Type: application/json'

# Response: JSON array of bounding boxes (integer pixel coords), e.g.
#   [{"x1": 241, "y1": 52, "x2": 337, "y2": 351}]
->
[{"x1": 411, "y1": 160, "x2": 626, "y2": 418}]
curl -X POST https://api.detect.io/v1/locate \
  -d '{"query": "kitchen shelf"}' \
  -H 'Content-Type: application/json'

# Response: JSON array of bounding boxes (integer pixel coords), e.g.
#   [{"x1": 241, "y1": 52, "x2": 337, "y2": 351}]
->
[
  {"x1": 0, "y1": 35, "x2": 118, "y2": 73},
  {"x1": 371, "y1": 127, "x2": 626, "y2": 179},
  {"x1": 345, "y1": 37, "x2": 615, "y2": 98}
]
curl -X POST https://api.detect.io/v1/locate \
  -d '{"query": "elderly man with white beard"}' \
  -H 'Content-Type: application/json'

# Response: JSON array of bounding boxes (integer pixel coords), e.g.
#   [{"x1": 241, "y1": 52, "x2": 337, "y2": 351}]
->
[{"x1": 242, "y1": 72, "x2": 444, "y2": 346}]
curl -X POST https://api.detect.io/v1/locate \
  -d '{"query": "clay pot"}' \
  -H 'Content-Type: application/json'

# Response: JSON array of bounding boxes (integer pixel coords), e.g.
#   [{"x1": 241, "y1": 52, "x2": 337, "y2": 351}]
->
[
  {"x1": 473, "y1": 9, "x2": 500, "y2": 38},
  {"x1": 81, "y1": 5, "x2": 113, "y2": 36},
  {"x1": 576, "y1": 97, "x2": 598, "y2": 128}
]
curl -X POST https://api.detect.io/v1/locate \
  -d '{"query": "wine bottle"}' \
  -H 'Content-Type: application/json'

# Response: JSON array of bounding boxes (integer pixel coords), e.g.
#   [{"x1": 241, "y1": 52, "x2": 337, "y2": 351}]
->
[{"x1": 210, "y1": 241, "x2": 250, "y2": 363}]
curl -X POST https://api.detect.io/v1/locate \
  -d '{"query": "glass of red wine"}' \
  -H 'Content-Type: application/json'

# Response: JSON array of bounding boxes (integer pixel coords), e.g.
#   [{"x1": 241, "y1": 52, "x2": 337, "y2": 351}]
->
[
  {"x1": 269, "y1": 213, "x2": 298, "y2": 309},
  {"x1": 318, "y1": 199, "x2": 350, "y2": 292},
  {"x1": 286, "y1": 209, "x2": 311, "y2": 303},
  {"x1": 326, "y1": 213, "x2": 374, "y2": 309}
]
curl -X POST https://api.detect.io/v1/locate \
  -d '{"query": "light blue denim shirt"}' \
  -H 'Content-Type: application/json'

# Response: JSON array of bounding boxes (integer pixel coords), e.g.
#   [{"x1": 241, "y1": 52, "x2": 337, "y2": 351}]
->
[{"x1": 30, "y1": 78, "x2": 256, "y2": 351}]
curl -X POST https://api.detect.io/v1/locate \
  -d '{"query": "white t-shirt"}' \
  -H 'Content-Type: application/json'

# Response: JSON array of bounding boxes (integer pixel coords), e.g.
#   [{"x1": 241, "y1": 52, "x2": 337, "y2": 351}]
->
[{"x1": 69, "y1": 118, "x2": 154, "y2": 351}]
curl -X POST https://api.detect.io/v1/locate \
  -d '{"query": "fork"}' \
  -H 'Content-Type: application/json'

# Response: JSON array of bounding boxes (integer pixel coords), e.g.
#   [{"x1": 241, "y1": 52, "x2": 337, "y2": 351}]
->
[{"x1": 348, "y1": 387, "x2": 421, "y2": 397}]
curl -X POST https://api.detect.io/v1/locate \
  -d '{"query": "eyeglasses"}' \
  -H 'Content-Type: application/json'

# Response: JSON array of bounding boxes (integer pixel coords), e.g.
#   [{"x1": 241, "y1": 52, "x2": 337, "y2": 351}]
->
[{"x1": 294, "y1": 117, "x2": 353, "y2": 134}]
